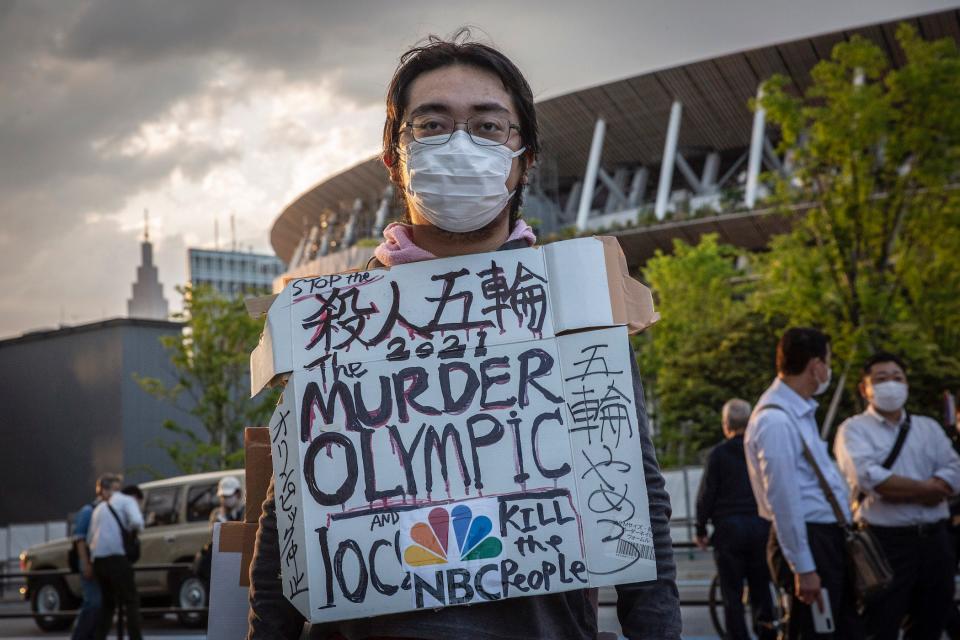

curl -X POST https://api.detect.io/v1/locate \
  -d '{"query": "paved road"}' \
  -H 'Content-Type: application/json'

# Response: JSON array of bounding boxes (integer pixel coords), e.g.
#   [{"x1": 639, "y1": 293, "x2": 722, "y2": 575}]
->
[
  {"x1": 0, "y1": 597, "x2": 723, "y2": 639},
  {"x1": 0, "y1": 602, "x2": 204, "y2": 638},
  {"x1": 0, "y1": 549, "x2": 724, "y2": 638}
]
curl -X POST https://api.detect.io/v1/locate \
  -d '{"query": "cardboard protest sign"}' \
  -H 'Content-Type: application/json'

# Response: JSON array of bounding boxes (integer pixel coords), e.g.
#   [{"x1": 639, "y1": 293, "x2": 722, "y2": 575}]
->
[{"x1": 253, "y1": 237, "x2": 659, "y2": 623}]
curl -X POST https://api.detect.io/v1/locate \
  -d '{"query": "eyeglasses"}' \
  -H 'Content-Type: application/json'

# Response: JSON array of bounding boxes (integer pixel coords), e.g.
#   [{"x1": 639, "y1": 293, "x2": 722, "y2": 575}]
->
[{"x1": 403, "y1": 114, "x2": 521, "y2": 146}]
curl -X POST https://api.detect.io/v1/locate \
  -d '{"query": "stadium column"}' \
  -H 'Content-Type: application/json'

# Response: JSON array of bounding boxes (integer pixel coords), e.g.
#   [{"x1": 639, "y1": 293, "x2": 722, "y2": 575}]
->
[
  {"x1": 701, "y1": 152, "x2": 721, "y2": 193},
  {"x1": 745, "y1": 83, "x2": 766, "y2": 209},
  {"x1": 627, "y1": 167, "x2": 648, "y2": 207},
  {"x1": 654, "y1": 100, "x2": 682, "y2": 220},
  {"x1": 575, "y1": 117, "x2": 606, "y2": 232},
  {"x1": 372, "y1": 185, "x2": 393, "y2": 238}
]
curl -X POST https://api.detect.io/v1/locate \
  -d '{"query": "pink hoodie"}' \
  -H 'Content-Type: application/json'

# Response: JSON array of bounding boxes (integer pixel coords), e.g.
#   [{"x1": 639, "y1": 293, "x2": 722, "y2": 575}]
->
[{"x1": 373, "y1": 219, "x2": 537, "y2": 267}]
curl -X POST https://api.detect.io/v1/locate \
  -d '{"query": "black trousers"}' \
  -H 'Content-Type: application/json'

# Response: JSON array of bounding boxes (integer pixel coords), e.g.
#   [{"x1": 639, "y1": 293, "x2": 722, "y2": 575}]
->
[
  {"x1": 768, "y1": 523, "x2": 864, "y2": 640},
  {"x1": 944, "y1": 524, "x2": 960, "y2": 639},
  {"x1": 713, "y1": 515, "x2": 776, "y2": 640},
  {"x1": 863, "y1": 522, "x2": 954, "y2": 640},
  {"x1": 93, "y1": 555, "x2": 142, "y2": 640}
]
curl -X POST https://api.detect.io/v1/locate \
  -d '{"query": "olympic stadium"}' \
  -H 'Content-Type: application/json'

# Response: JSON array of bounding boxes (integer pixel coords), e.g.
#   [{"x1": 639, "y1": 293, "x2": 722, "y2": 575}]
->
[{"x1": 268, "y1": 8, "x2": 960, "y2": 282}]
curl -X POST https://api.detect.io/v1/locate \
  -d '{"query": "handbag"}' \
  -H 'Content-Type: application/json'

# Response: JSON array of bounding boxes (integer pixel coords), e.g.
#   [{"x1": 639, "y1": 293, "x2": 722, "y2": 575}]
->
[
  {"x1": 855, "y1": 414, "x2": 911, "y2": 508},
  {"x1": 757, "y1": 404, "x2": 894, "y2": 603},
  {"x1": 106, "y1": 502, "x2": 141, "y2": 564}
]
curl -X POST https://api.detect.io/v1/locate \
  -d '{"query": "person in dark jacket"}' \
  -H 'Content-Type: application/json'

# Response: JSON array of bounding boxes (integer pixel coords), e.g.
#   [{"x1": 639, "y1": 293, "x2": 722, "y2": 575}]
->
[
  {"x1": 247, "y1": 30, "x2": 680, "y2": 640},
  {"x1": 696, "y1": 398, "x2": 776, "y2": 640}
]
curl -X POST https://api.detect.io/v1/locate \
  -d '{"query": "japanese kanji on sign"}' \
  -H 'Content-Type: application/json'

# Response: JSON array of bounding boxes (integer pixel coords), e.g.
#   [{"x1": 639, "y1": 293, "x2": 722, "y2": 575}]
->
[{"x1": 250, "y1": 236, "x2": 660, "y2": 623}]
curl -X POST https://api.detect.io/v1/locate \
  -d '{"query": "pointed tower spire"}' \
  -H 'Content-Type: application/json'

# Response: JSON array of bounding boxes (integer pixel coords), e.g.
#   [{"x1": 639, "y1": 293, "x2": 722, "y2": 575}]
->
[{"x1": 128, "y1": 210, "x2": 169, "y2": 320}]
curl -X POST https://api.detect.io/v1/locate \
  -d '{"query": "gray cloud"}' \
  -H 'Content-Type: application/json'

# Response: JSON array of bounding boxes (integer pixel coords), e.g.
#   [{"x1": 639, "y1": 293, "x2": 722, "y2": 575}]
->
[{"x1": 1, "y1": 0, "x2": 954, "y2": 338}]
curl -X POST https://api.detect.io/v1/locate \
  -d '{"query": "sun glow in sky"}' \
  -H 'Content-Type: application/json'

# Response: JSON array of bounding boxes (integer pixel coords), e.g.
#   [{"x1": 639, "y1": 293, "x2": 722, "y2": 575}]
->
[{"x1": 0, "y1": 0, "x2": 951, "y2": 337}]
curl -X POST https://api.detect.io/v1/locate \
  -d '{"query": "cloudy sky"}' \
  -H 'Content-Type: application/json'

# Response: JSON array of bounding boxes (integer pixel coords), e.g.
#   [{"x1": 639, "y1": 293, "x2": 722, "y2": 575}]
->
[{"x1": 0, "y1": 0, "x2": 951, "y2": 338}]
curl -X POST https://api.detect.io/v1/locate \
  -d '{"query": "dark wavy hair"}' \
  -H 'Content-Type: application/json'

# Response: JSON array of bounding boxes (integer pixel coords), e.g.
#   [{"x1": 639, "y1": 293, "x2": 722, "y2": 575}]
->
[
  {"x1": 382, "y1": 28, "x2": 540, "y2": 228},
  {"x1": 861, "y1": 351, "x2": 908, "y2": 379},
  {"x1": 776, "y1": 327, "x2": 831, "y2": 376}
]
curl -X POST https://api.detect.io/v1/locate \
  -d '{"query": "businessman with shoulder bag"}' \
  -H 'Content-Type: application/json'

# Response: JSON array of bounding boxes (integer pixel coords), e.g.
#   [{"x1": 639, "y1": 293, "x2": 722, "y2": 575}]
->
[
  {"x1": 87, "y1": 475, "x2": 145, "y2": 640},
  {"x1": 835, "y1": 352, "x2": 960, "y2": 640},
  {"x1": 744, "y1": 328, "x2": 866, "y2": 639}
]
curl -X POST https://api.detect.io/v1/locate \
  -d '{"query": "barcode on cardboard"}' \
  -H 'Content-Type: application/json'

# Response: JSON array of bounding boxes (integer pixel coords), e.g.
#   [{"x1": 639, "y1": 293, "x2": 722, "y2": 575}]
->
[{"x1": 616, "y1": 539, "x2": 655, "y2": 560}]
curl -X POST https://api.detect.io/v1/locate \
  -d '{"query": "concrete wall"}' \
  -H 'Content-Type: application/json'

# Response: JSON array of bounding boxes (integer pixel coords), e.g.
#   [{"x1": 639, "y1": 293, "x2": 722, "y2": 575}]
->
[
  {"x1": 0, "y1": 319, "x2": 202, "y2": 525},
  {"x1": 119, "y1": 323, "x2": 200, "y2": 483}
]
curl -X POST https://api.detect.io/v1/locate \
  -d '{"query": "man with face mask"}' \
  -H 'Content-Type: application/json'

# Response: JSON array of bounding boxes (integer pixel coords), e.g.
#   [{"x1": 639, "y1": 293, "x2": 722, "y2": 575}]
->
[
  {"x1": 744, "y1": 327, "x2": 863, "y2": 639},
  {"x1": 247, "y1": 30, "x2": 681, "y2": 640},
  {"x1": 211, "y1": 476, "x2": 244, "y2": 525},
  {"x1": 834, "y1": 352, "x2": 960, "y2": 640}
]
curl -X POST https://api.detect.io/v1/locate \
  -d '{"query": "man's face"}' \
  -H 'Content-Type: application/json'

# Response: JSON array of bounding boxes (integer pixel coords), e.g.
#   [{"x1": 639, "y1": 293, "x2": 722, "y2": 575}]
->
[
  {"x1": 398, "y1": 64, "x2": 528, "y2": 231},
  {"x1": 811, "y1": 347, "x2": 831, "y2": 385},
  {"x1": 860, "y1": 360, "x2": 908, "y2": 405},
  {"x1": 222, "y1": 491, "x2": 241, "y2": 508}
]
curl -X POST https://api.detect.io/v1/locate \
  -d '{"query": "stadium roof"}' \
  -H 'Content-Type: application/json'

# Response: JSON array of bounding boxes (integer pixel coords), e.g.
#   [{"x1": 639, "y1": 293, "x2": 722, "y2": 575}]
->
[{"x1": 270, "y1": 9, "x2": 960, "y2": 263}]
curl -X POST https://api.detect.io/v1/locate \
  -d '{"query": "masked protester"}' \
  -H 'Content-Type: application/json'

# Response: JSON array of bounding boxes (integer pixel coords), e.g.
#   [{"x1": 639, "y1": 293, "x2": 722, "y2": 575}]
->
[
  {"x1": 195, "y1": 476, "x2": 245, "y2": 587},
  {"x1": 834, "y1": 352, "x2": 960, "y2": 640},
  {"x1": 246, "y1": 30, "x2": 681, "y2": 640},
  {"x1": 211, "y1": 476, "x2": 244, "y2": 525},
  {"x1": 744, "y1": 327, "x2": 865, "y2": 639}
]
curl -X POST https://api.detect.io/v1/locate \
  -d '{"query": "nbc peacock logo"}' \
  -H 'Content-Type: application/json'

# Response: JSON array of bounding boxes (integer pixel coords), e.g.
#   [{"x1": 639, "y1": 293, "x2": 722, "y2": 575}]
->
[{"x1": 403, "y1": 505, "x2": 503, "y2": 566}]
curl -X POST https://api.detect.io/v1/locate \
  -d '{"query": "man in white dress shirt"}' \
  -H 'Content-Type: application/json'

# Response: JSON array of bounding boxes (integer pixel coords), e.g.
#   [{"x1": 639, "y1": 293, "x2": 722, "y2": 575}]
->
[
  {"x1": 834, "y1": 352, "x2": 960, "y2": 640},
  {"x1": 745, "y1": 327, "x2": 863, "y2": 639},
  {"x1": 87, "y1": 474, "x2": 145, "y2": 640}
]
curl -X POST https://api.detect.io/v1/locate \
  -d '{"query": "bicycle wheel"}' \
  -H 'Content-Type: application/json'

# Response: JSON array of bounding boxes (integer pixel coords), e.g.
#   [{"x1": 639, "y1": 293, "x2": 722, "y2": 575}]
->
[{"x1": 708, "y1": 573, "x2": 726, "y2": 637}]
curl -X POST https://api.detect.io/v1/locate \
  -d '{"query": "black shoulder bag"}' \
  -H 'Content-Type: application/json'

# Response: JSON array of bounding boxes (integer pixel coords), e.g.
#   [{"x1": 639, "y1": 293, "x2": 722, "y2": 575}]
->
[
  {"x1": 854, "y1": 414, "x2": 911, "y2": 508},
  {"x1": 106, "y1": 502, "x2": 141, "y2": 564},
  {"x1": 757, "y1": 404, "x2": 893, "y2": 604}
]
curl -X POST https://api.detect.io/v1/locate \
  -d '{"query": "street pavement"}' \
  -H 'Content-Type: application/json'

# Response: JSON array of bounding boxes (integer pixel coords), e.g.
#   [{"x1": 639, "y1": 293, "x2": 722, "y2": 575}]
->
[{"x1": 0, "y1": 548, "x2": 724, "y2": 639}]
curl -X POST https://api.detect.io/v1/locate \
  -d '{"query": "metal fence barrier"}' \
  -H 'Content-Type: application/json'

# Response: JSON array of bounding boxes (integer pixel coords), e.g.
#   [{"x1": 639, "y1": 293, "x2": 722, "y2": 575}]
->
[{"x1": 1, "y1": 562, "x2": 198, "y2": 639}]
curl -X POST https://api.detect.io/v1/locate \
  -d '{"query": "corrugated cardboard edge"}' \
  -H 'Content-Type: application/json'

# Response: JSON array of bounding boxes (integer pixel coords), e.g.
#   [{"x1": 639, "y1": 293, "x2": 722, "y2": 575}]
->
[
  {"x1": 598, "y1": 236, "x2": 660, "y2": 334},
  {"x1": 245, "y1": 294, "x2": 278, "y2": 319},
  {"x1": 219, "y1": 521, "x2": 246, "y2": 553},
  {"x1": 217, "y1": 522, "x2": 258, "y2": 587},
  {"x1": 250, "y1": 324, "x2": 276, "y2": 397},
  {"x1": 244, "y1": 427, "x2": 272, "y2": 524},
  {"x1": 239, "y1": 524, "x2": 258, "y2": 587}
]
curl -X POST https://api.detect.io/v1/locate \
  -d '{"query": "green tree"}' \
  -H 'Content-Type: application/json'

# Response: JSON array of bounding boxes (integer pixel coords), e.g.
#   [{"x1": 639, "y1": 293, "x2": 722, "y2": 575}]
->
[
  {"x1": 638, "y1": 24, "x2": 960, "y2": 465},
  {"x1": 754, "y1": 24, "x2": 960, "y2": 424},
  {"x1": 138, "y1": 285, "x2": 280, "y2": 473},
  {"x1": 639, "y1": 235, "x2": 783, "y2": 465}
]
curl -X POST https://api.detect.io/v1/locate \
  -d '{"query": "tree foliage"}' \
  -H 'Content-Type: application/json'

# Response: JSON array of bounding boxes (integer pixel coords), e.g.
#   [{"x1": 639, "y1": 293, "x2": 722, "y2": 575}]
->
[
  {"x1": 137, "y1": 285, "x2": 280, "y2": 473},
  {"x1": 638, "y1": 236, "x2": 783, "y2": 465},
  {"x1": 755, "y1": 24, "x2": 960, "y2": 420},
  {"x1": 642, "y1": 25, "x2": 960, "y2": 465}
]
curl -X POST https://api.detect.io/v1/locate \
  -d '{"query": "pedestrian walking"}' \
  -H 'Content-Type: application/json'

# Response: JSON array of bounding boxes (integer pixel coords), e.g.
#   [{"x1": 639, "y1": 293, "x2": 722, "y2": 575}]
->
[
  {"x1": 744, "y1": 327, "x2": 864, "y2": 639},
  {"x1": 87, "y1": 474, "x2": 144, "y2": 640},
  {"x1": 69, "y1": 474, "x2": 112, "y2": 640},
  {"x1": 696, "y1": 398, "x2": 776, "y2": 640}
]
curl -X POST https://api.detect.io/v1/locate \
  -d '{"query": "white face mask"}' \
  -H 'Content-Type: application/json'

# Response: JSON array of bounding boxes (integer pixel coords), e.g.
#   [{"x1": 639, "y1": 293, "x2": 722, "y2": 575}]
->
[
  {"x1": 224, "y1": 495, "x2": 240, "y2": 509},
  {"x1": 871, "y1": 380, "x2": 908, "y2": 413},
  {"x1": 814, "y1": 365, "x2": 832, "y2": 396},
  {"x1": 400, "y1": 131, "x2": 526, "y2": 232}
]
